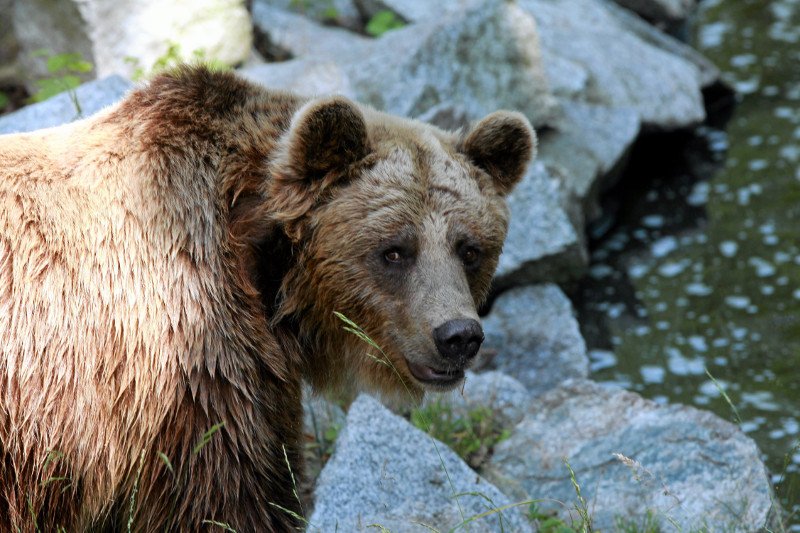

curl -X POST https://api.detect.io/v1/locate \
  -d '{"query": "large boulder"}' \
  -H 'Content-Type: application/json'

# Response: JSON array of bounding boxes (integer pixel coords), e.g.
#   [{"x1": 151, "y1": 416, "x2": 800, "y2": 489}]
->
[
  {"x1": 250, "y1": 0, "x2": 557, "y2": 128},
  {"x1": 488, "y1": 380, "x2": 779, "y2": 532},
  {"x1": 13, "y1": 0, "x2": 251, "y2": 81},
  {"x1": 481, "y1": 284, "x2": 589, "y2": 395},
  {"x1": 349, "y1": 0, "x2": 711, "y2": 130},
  {"x1": 0, "y1": 75, "x2": 131, "y2": 134},
  {"x1": 11, "y1": 0, "x2": 94, "y2": 87},
  {"x1": 602, "y1": 0, "x2": 719, "y2": 87},
  {"x1": 309, "y1": 394, "x2": 534, "y2": 532},
  {"x1": 542, "y1": 53, "x2": 591, "y2": 100}
]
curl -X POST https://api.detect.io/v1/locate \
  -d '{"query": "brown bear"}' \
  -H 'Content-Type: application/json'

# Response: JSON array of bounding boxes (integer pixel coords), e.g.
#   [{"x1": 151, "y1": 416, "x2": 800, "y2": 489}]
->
[{"x1": 0, "y1": 66, "x2": 535, "y2": 531}]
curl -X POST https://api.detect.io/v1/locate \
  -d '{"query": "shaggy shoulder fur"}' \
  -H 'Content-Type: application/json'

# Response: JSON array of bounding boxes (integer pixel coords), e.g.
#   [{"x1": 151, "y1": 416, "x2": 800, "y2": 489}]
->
[{"x1": 0, "y1": 67, "x2": 306, "y2": 531}]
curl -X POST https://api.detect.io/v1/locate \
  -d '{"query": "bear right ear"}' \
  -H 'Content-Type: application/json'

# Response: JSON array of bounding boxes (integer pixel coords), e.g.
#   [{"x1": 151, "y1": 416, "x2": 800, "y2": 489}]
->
[
  {"x1": 459, "y1": 111, "x2": 536, "y2": 196},
  {"x1": 269, "y1": 96, "x2": 371, "y2": 239}
]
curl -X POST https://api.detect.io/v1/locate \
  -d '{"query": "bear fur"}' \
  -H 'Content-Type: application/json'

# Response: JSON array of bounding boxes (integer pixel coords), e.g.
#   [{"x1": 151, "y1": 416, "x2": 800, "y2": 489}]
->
[{"x1": 0, "y1": 66, "x2": 534, "y2": 531}]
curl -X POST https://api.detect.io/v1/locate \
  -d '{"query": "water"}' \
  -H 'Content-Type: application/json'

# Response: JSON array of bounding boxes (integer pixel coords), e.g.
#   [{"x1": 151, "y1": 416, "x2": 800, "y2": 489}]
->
[{"x1": 574, "y1": 0, "x2": 800, "y2": 526}]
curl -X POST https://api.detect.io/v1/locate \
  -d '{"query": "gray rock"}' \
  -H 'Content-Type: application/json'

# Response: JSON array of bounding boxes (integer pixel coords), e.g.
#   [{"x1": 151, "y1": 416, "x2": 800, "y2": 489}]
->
[
  {"x1": 0, "y1": 76, "x2": 131, "y2": 135},
  {"x1": 426, "y1": 370, "x2": 531, "y2": 429},
  {"x1": 309, "y1": 394, "x2": 534, "y2": 532},
  {"x1": 239, "y1": 59, "x2": 355, "y2": 98},
  {"x1": 261, "y1": 0, "x2": 363, "y2": 31},
  {"x1": 347, "y1": 0, "x2": 557, "y2": 128},
  {"x1": 251, "y1": 1, "x2": 371, "y2": 60},
  {"x1": 495, "y1": 162, "x2": 586, "y2": 287},
  {"x1": 520, "y1": 0, "x2": 706, "y2": 129},
  {"x1": 612, "y1": 0, "x2": 696, "y2": 25},
  {"x1": 481, "y1": 284, "x2": 589, "y2": 396},
  {"x1": 489, "y1": 380, "x2": 779, "y2": 532},
  {"x1": 346, "y1": 0, "x2": 712, "y2": 129},
  {"x1": 539, "y1": 101, "x2": 640, "y2": 222},
  {"x1": 252, "y1": 0, "x2": 557, "y2": 128}
]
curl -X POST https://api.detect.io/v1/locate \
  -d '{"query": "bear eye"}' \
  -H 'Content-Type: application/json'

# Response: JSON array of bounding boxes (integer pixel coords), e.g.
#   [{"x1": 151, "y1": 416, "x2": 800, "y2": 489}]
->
[
  {"x1": 382, "y1": 245, "x2": 415, "y2": 267},
  {"x1": 377, "y1": 231, "x2": 417, "y2": 269},
  {"x1": 459, "y1": 244, "x2": 482, "y2": 268},
  {"x1": 384, "y1": 249, "x2": 404, "y2": 263}
]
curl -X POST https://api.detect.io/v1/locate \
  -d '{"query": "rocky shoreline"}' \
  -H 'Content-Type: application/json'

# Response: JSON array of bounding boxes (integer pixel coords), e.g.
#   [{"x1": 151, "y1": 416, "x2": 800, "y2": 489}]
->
[{"x1": 0, "y1": 0, "x2": 781, "y2": 530}]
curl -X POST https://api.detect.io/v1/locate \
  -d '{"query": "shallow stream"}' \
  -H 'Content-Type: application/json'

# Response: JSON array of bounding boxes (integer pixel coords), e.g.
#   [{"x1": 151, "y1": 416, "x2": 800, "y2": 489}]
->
[{"x1": 573, "y1": 0, "x2": 800, "y2": 526}]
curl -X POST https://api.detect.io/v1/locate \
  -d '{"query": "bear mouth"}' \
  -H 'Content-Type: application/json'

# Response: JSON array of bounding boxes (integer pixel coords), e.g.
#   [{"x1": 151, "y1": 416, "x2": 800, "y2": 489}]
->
[{"x1": 405, "y1": 360, "x2": 465, "y2": 388}]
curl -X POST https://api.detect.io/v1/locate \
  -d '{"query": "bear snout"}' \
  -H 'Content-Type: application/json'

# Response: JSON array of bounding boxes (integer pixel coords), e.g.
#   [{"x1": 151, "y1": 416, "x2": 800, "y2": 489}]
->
[{"x1": 432, "y1": 318, "x2": 484, "y2": 363}]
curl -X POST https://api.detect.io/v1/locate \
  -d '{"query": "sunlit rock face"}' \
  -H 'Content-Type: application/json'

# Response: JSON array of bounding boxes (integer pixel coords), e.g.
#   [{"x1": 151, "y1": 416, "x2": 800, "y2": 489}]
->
[{"x1": 12, "y1": 0, "x2": 252, "y2": 82}]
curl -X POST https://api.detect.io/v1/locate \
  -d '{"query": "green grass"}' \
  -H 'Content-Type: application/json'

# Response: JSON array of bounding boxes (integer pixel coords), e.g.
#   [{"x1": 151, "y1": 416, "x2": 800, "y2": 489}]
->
[
  {"x1": 127, "y1": 451, "x2": 146, "y2": 532},
  {"x1": 365, "y1": 10, "x2": 405, "y2": 37},
  {"x1": 201, "y1": 519, "x2": 238, "y2": 531},
  {"x1": 614, "y1": 511, "x2": 661, "y2": 533},
  {"x1": 564, "y1": 457, "x2": 592, "y2": 532},
  {"x1": 410, "y1": 400, "x2": 510, "y2": 470},
  {"x1": 704, "y1": 368, "x2": 742, "y2": 425},
  {"x1": 28, "y1": 50, "x2": 93, "y2": 116},
  {"x1": 192, "y1": 422, "x2": 225, "y2": 454}
]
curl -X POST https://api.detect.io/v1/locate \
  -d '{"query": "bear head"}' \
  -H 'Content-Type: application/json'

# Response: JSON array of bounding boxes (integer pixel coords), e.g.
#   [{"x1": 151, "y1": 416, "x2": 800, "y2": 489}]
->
[{"x1": 267, "y1": 96, "x2": 535, "y2": 400}]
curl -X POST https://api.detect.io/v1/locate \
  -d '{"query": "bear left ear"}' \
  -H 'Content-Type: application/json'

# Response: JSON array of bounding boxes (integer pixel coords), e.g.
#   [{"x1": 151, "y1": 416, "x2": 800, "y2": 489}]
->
[
  {"x1": 269, "y1": 96, "x2": 371, "y2": 240},
  {"x1": 278, "y1": 96, "x2": 370, "y2": 183},
  {"x1": 459, "y1": 111, "x2": 536, "y2": 196}
]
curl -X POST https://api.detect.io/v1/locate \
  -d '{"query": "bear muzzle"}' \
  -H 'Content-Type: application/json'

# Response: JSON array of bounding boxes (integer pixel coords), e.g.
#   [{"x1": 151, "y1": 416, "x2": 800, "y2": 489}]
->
[{"x1": 404, "y1": 319, "x2": 483, "y2": 388}]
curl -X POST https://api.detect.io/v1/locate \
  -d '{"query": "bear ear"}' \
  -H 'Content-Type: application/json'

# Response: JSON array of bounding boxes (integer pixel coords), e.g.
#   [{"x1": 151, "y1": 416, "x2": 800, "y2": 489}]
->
[
  {"x1": 278, "y1": 96, "x2": 370, "y2": 183},
  {"x1": 269, "y1": 96, "x2": 370, "y2": 241},
  {"x1": 459, "y1": 111, "x2": 536, "y2": 196}
]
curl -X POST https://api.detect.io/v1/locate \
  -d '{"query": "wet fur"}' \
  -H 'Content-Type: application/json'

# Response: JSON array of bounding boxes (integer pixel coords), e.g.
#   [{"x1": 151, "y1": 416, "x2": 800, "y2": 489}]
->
[{"x1": 0, "y1": 66, "x2": 533, "y2": 531}]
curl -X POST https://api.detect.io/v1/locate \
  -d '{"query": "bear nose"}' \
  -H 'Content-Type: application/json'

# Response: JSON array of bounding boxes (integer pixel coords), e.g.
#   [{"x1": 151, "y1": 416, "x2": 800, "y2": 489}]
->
[{"x1": 433, "y1": 319, "x2": 484, "y2": 362}]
